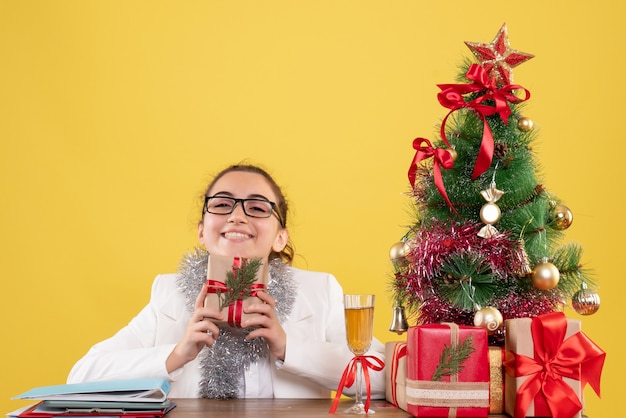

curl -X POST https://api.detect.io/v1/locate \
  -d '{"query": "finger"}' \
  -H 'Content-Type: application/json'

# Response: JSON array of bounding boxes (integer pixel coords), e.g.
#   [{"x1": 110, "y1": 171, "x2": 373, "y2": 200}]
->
[
  {"x1": 192, "y1": 321, "x2": 218, "y2": 346},
  {"x1": 199, "y1": 330, "x2": 216, "y2": 347},
  {"x1": 203, "y1": 327, "x2": 217, "y2": 344},
  {"x1": 245, "y1": 328, "x2": 262, "y2": 341},
  {"x1": 194, "y1": 284, "x2": 209, "y2": 310},
  {"x1": 241, "y1": 313, "x2": 273, "y2": 330},
  {"x1": 196, "y1": 306, "x2": 224, "y2": 321},
  {"x1": 255, "y1": 290, "x2": 275, "y2": 307},
  {"x1": 204, "y1": 321, "x2": 220, "y2": 338},
  {"x1": 189, "y1": 316, "x2": 211, "y2": 335},
  {"x1": 243, "y1": 302, "x2": 272, "y2": 316}
]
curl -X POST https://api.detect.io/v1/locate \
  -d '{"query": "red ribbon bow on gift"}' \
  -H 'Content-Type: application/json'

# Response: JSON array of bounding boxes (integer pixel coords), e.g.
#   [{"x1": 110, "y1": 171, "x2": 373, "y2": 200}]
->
[
  {"x1": 437, "y1": 63, "x2": 530, "y2": 179},
  {"x1": 329, "y1": 355, "x2": 385, "y2": 414},
  {"x1": 504, "y1": 312, "x2": 605, "y2": 418},
  {"x1": 206, "y1": 280, "x2": 266, "y2": 327},
  {"x1": 407, "y1": 137, "x2": 458, "y2": 215}
]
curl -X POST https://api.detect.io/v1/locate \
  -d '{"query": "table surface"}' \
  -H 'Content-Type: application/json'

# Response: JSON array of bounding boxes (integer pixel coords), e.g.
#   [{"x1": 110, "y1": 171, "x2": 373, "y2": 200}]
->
[{"x1": 167, "y1": 398, "x2": 509, "y2": 417}]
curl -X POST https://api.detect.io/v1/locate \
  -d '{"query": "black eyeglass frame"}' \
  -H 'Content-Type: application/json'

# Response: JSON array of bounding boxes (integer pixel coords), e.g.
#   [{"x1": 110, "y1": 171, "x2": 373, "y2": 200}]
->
[{"x1": 203, "y1": 195, "x2": 285, "y2": 227}]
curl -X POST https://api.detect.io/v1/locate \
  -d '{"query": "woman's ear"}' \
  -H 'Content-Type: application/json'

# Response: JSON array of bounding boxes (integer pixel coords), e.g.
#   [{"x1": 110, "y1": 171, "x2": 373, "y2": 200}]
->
[
  {"x1": 272, "y1": 229, "x2": 289, "y2": 252},
  {"x1": 197, "y1": 221, "x2": 205, "y2": 244}
]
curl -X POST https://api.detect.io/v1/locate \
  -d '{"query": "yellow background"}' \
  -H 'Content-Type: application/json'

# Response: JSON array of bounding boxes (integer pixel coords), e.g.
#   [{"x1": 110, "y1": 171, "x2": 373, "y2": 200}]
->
[{"x1": 1, "y1": 1, "x2": 623, "y2": 416}]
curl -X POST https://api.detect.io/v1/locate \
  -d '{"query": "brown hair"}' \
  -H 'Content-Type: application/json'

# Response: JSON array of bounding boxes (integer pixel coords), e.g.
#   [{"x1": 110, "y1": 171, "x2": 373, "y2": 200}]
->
[{"x1": 200, "y1": 163, "x2": 295, "y2": 264}]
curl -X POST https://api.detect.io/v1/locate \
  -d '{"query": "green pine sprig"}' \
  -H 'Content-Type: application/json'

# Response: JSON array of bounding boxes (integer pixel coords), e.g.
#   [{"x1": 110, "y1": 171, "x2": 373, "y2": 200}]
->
[
  {"x1": 218, "y1": 258, "x2": 263, "y2": 310},
  {"x1": 438, "y1": 252, "x2": 495, "y2": 310},
  {"x1": 431, "y1": 334, "x2": 475, "y2": 381}
]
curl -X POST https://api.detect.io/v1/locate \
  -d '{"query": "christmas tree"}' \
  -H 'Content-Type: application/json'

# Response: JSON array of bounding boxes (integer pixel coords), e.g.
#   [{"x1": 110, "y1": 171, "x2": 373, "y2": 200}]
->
[{"x1": 389, "y1": 24, "x2": 601, "y2": 346}]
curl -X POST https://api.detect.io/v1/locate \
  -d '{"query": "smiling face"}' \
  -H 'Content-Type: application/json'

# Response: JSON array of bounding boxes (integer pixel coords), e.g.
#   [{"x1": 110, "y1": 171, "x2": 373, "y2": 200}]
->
[{"x1": 198, "y1": 171, "x2": 289, "y2": 259}]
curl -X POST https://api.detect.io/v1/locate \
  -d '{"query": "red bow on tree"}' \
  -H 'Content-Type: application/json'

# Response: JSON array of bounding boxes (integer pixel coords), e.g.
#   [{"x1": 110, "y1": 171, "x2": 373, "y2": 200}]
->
[
  {"x1": 504, "y1": 312, "x2": 605, "y2": 418},
  {"x1": 407, "y1": 137, "x2": 457, "y2": 215},
  {"x1": 437, "y1": 63, "x2": 530, "y2": 179}
]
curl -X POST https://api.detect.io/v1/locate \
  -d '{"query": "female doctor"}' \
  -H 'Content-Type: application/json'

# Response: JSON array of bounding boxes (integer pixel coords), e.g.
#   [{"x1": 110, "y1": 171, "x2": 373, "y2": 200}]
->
[{"x1": 68, "y1": 163, "x2": 386, "y2": 399}]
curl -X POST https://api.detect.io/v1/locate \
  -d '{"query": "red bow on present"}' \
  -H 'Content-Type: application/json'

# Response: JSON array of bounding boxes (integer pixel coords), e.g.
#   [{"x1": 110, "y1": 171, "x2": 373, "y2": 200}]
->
[
  {"x1": 504, "y1": 312, "x2": 605, "y2": 418},
  {"x1": 407, "y1": 137, "x2": 458, "y2": 215},
  {"x1": 437, "y1": 63, "x2": 530, "y2": 179},
  {"x1": 329, "y1": 355, "x2": 385, "y2": 414}
]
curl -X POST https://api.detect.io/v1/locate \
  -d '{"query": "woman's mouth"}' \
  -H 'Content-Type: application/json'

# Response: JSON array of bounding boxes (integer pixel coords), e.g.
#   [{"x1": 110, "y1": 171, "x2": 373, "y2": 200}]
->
[{"x1": 223, "y1": 231, "x2": 252, "y2": 240}]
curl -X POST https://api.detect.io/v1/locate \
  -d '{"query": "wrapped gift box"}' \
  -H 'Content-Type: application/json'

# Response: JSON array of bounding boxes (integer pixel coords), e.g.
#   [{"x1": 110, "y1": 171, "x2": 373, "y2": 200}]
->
[
  {"x1": 406, "y1": 323, "x2": 490, "y2": 417},
  {"x1": 488, "y1": 346, "x2": 505, "y2": 414},
  {"x1": 204, "y1": 254, "x2": 269, "y2": 328},
  {"x1": 504, "y1": 312, "x2": 605, "y2": 418},
  {"x1": 385, "y1": 341, "x2": 408, "y2": 411}
]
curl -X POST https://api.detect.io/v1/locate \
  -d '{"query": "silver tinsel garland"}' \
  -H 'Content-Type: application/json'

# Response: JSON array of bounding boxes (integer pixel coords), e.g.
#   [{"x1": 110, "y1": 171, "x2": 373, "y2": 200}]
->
[{"x1": 176, "y1": 247, "x2": 297, "y2": 399}]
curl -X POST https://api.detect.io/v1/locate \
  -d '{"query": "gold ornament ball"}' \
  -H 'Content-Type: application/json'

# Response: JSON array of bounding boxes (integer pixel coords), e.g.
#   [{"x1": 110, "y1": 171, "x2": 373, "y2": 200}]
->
[
  {"x1": 480, "y1": 202, "x2": 501, "y2": 225},
  {"x1": 531, "y1": 261, "x2": 560, "y2": 290},
  {"x1": 389, "y1": 241, "x2": 408, "y2": 261},
  {"x1": 517, "y1": 116, "x2": 534, "y2": 132},
  {"x1": 473, "y1": 306, "x2": 503, "y2": 334},
  {"x1": 447, "y1": 148, "x2": 458, "y2": 162},
  {"x1": 550, "y1": 204, "x2": 573, "y2": 230},
  {"x1": 572, "y1": 286, "x2": 601, "y2": 315}
]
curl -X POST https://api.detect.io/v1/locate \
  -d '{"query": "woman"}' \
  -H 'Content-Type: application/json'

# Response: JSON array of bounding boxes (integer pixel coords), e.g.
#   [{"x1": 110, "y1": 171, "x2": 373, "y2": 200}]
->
[{"x1": 68, "y1": 163, "x2": 386, "y2": 399}]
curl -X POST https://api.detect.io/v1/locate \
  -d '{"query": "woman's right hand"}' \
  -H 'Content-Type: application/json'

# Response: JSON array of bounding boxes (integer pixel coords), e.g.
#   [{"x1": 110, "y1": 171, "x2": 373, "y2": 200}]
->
[{"x1": 166, "y1": 284, "x2": 223, "y2": 373}]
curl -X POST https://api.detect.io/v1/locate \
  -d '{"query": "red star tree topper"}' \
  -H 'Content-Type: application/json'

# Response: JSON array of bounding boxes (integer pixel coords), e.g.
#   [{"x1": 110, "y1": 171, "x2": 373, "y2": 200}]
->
[{"x1": 464, "y1": 23, "x2": 534, "y2": 86}]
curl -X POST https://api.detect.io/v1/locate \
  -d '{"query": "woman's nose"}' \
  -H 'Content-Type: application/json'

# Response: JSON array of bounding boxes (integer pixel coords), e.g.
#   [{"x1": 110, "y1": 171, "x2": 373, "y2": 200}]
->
[{"x1": 227, "y1": 202, "x2": 248, "y2": 222}]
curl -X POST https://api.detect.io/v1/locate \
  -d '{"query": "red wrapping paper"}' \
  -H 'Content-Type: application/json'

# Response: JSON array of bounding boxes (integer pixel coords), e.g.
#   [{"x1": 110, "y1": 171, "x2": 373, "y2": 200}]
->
[
  {"x1": 406, "y1": 323, "x2": 490, "y2": 417},
  {"x1": 385, "y1": 341, "x2": 408, "y2": 411},
  {"x1": 203, "y1": 254, "x2": 269, "y2": 328},
  {"x1": 504, "y1": 312, "x2": 605, "y2": 418}
]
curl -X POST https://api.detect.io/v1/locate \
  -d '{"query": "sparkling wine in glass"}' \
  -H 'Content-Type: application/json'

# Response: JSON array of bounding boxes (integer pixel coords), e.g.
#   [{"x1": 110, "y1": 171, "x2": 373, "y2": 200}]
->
[{"x1": 344, "y1": 294, "x2": 375, "y2": 414}]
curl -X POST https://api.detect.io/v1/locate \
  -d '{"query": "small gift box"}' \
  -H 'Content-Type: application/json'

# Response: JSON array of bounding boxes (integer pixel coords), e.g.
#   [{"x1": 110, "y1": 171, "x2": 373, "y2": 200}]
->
[
  {"x1": 488, "y1": 346, "x2": 505, "y2": 414},
  {"x1": 504, "y1": 312, "x2": 605, "y2": 418},
  {"x1": 385, "y1": 341, "x2": 408, "y2": 411},
  {"x1": 406, "y1": 323, "x2": 490, "y2": 417},
  {"x1": 204, "y1": 254, "x2": 269, "y2": 328}
]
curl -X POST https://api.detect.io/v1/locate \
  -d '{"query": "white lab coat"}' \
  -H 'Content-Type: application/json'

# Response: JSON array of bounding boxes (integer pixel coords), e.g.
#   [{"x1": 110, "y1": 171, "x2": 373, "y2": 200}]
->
[{"x1": 68, "y1": 267, "x2": 386, "y2": 399}]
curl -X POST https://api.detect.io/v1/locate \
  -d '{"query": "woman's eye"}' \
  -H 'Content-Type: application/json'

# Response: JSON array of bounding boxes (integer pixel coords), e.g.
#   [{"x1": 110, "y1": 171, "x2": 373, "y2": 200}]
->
[
  {"x1": 248, "y1": 202, "x2": 271, "y2": 214},
  {"x1": 211, "y1": 199, "x2": 234, "y2": 209}
]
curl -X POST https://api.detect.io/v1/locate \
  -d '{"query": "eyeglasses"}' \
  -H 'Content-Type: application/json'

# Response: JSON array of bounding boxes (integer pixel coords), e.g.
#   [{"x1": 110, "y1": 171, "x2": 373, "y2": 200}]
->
[{"x1": 203, "y1": 195, "x2": 285, "y2": 226}]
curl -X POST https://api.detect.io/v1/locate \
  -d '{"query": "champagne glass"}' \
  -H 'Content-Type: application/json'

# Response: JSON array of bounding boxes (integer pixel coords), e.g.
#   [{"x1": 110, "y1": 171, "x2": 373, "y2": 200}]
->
[{"x1": 343, "y1": 294, "x2": 375, "y2": 414}]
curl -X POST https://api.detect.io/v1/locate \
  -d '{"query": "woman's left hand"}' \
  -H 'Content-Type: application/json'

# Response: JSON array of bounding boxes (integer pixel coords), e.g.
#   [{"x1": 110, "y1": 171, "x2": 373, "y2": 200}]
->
[{"x1": 241, "y1": 291, "x2": 286, "y2": 361}]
